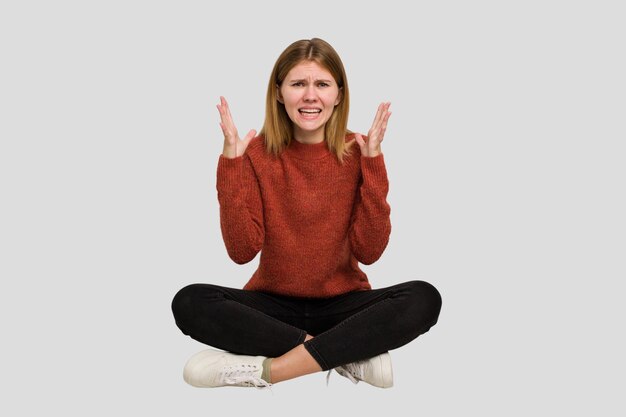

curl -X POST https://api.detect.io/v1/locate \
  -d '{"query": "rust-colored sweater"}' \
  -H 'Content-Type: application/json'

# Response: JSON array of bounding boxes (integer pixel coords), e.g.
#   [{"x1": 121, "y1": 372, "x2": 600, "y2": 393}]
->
[{"x1": 216, "y1": 134, "x2": 391, "y2": 298}]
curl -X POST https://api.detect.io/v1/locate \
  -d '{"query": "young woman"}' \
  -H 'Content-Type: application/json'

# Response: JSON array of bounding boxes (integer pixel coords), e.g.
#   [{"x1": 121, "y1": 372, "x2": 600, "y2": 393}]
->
[{"x1": 171, "y1": 38, "x2": 442, "y2": 389}]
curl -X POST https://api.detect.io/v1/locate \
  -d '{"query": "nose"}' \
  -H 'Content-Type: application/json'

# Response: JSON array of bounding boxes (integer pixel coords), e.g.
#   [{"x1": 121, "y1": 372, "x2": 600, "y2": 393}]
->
[{"x1": 303, "y1": 84, "x2": 317, "y2": 102}]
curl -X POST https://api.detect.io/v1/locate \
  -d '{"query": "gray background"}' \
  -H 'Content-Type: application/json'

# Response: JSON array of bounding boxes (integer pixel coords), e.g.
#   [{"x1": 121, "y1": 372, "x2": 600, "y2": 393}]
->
[{"x1": 1, "y1": 0, "x2": 624, "y2": 415}]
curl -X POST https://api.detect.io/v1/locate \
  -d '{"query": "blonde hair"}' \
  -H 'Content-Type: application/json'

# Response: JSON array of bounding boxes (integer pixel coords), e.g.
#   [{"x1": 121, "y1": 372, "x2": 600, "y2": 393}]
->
[{"x1": 259, "y1": 38, "x2": 355, "y2": 164}]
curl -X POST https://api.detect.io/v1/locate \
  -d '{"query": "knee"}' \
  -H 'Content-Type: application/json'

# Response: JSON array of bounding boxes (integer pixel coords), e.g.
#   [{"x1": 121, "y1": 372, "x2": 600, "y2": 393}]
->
[
  {"x1": 403, "y1": 280, "x2": 443, "y2": 327},
  {"x1": 171, "y1": 283, "x2": 203, "y2": 322},
  {"x1": 171, "y1": 283, "x2": 225, "y2": 321}
]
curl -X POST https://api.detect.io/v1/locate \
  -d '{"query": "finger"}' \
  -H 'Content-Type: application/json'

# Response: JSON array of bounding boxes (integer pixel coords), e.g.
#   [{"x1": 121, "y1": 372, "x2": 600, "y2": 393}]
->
[
  {"x1": 354, "y1": 133, "x2": 365, "y2": 147},
  {"x1": 217, "y1": 99, "x2": 229, "y2": 124},
  {"x1": 379, "y1": 127, "x2": 386, "y2": 143},
  {"x1": 377, "y1": 102, "x2": 390, "y2": 123},
  {"x1": 243, "y1": 129, "x2": 257, "y2": 143},
  {"x1": 220, "y1": 96, "x2": 235, "y2": 128},
  {"x1": 371, "y1": 102, "x2": 389, "y2": 135},
  {"x1": 218, "y1": 115, "x2": 237, "y2": 141},
  {"x1": 371, "y1": 102, "x2": 385, "y2": 130},
  {"x1": 217, "y1": 106, "x2": 231, "y2": 133},
  {"x1": 375, "y1": 103, "x2": 392, "y2": 134},
  {"x1": 380, "y1": 110, "x2": 392, "y2": 134},
  {"x1": 219, "y1": 97, "x2": 239, "y2": 137},
  {"x1": 219, "y1": 121, "x2": 234, "y2": 141},
  {"x1": 217, "y1": 104, "x2": 227, "y2": 124},
  {"x1": 377, "y1": 102, "x2": 391, "y2": 125},
  {"x1": 376, "y1": 111, "x2": 392, "y2": 144},
  {"x1": 223, "y1": 97, "x2": 234, "y2": 122},
  {"x1": 217, "y1": 96, "x2": 227, "y2": 116}
]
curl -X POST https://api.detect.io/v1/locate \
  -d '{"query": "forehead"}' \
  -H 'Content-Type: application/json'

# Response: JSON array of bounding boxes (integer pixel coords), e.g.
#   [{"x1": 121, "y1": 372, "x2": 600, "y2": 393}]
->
[{"x1": 286, "y1": 61, "x2": 335, "y2": 80}]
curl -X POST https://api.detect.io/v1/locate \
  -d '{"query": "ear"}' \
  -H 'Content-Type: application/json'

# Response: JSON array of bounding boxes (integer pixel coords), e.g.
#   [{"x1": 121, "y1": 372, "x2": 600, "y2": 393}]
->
[
  {"x1": 276, "y1": 84, "x2": 284, "y2": 104},
  {"x1": 335, "y1": 87, "x2": 343, "y2": 106}
]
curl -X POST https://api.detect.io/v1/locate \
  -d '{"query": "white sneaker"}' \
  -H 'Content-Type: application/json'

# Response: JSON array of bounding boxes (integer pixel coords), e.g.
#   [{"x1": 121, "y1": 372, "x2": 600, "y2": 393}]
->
[
  {"x1": 330, "y1": 352, "x2": 393, "y2": 388},
  {"x1": 183, "y1": 349, "x2": 271, "y2": 388}
]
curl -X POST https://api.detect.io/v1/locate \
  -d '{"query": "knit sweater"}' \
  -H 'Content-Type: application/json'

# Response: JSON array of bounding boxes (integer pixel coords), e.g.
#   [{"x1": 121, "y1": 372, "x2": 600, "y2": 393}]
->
[{"x1": 215, "y1": 134, "x2": 391, "y2": 298}]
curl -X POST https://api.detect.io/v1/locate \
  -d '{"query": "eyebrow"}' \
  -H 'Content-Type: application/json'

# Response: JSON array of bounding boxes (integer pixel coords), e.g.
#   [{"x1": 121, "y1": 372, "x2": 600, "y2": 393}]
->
[{"x1": 288, "y1": 78, "x2": 334, "y2": 84}]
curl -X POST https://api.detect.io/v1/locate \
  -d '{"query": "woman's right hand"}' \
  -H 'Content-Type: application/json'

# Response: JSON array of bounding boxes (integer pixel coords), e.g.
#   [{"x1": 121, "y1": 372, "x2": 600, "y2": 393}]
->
[{"x1": 217, "y1": 96, "x2": 257, "y2": 159}]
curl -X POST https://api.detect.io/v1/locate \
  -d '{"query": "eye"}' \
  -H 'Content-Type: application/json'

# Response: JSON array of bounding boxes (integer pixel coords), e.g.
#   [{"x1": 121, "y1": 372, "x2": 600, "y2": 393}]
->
[
  {"x1": 318, "y1": 82, "x2": 330, "y2": 87},
  {"x1": 292, "y1": 81, "x2": 305, "y2": 87}
]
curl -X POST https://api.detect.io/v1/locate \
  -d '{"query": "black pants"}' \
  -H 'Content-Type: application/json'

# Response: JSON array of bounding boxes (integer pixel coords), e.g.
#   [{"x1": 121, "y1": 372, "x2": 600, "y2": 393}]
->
[{"x1": 171, "y1": 280, "x2": 442, "y2": 371}]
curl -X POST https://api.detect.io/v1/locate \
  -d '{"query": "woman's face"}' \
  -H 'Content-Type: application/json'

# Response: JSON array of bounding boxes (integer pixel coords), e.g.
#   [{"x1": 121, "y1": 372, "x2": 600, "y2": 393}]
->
[{"x1": 278, "y1": 60, "x2": 342, "y2": 143}]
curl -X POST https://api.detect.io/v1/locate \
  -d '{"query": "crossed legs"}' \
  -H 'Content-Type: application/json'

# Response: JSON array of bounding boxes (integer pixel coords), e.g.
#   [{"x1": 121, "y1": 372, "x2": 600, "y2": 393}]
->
[{"x1": 172, "y1": 280, "x2": 442, "y2": 385}]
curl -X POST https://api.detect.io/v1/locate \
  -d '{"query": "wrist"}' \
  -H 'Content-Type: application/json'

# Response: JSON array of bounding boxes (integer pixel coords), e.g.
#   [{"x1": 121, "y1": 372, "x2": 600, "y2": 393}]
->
[
  {"x1": 222, "y1": 145, "x2": 237, "y2": 159},
  {"x1": 366, "y1": 148, "x2": 382, "y2": 158}
]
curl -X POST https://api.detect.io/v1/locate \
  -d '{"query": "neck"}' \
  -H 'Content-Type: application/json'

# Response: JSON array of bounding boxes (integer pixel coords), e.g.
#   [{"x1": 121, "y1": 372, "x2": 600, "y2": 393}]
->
[{"x1": 293, "y1": 127, "x2": 324, "y2": 145}]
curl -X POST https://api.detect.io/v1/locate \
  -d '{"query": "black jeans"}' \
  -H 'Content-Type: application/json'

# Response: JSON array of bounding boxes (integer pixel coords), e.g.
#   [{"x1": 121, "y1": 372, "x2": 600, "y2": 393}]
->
[{"x1": 171, "y1": 280, "x2": 442, "y2": 371}]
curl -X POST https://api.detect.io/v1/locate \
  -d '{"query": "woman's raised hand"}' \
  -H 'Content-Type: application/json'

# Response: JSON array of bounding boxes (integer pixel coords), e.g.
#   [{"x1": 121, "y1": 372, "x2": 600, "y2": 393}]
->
[
  {"x1": 354, "y1": 102, "x2": 391, "y2": 158},
  {"x1": 217, "y1": 96, "x2": 257, "y2": 159}
]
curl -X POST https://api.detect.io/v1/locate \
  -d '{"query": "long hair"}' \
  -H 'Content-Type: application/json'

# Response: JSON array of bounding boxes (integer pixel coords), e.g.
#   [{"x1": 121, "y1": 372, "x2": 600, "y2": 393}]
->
[{"x1": 259, "y1": 38, "x2": 354, "y2": 164}]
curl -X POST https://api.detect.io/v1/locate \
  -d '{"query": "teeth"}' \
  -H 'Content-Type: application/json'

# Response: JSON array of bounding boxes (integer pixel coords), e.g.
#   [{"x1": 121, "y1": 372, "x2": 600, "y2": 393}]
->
[{"x1": 300, "y1": 109, "x2": 321, "y2": 114}]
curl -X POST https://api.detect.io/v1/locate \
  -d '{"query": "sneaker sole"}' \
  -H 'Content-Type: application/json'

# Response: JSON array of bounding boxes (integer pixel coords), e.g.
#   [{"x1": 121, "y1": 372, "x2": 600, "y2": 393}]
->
[{"x1": 377, "y1": 352, "x2": 393, "y2": 388}]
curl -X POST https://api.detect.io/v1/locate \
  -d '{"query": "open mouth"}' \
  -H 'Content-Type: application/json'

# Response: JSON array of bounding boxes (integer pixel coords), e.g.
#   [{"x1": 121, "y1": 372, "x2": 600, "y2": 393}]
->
[{"x1": 298, "y1": 108, "x2": 322, "y2": 115}]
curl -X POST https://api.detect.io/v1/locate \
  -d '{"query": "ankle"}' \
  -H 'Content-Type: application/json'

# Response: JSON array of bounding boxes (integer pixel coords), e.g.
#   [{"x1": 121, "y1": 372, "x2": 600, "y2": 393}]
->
[{"x1": 261, "y1": 358, "x2": 273, "y2": 383}]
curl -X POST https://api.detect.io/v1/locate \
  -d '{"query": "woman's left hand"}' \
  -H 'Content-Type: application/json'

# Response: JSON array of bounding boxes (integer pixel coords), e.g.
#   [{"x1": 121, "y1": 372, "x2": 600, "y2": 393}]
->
[{"x1": 354, "y1": 102, "x2": 391, "y2": 158}]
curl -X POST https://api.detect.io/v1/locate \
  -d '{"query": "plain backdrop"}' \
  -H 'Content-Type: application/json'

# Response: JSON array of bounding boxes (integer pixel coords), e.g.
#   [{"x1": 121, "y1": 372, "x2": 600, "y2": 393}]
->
[{"x1": 1, "y1": 0, "x2": 624, "y2": 415}]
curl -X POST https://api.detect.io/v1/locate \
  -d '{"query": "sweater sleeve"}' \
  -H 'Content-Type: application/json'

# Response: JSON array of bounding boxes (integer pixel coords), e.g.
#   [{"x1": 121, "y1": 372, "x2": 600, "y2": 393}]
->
[
  {"x1": 348, "y1": 153, "x2": 392, "y2": 265},
  {"x1": 216, "y1": 153, "x2": 264, "y2": 264}
]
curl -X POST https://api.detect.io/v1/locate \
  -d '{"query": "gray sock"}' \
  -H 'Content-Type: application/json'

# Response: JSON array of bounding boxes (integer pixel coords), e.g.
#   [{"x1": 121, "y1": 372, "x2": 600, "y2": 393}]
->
[{"x1": 261, "y1": 358, "x2": 273, "y2": 383}]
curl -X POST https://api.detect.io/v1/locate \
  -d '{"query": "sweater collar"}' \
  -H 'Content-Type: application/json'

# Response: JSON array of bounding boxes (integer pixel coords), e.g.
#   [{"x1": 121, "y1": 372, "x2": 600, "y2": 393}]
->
[{"x1": 285, "y1": 138, "x2": 332, "y2": 161}]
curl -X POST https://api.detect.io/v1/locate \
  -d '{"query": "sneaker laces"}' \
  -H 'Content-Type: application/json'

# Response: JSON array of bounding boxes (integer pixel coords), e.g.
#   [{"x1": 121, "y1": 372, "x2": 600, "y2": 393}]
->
[
  {"x1": 219, "y1": 364, "x2": 272, "y2": 390},
  {"x1": 326, "y1": 362, "x2": 363, "y2": 386}
]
